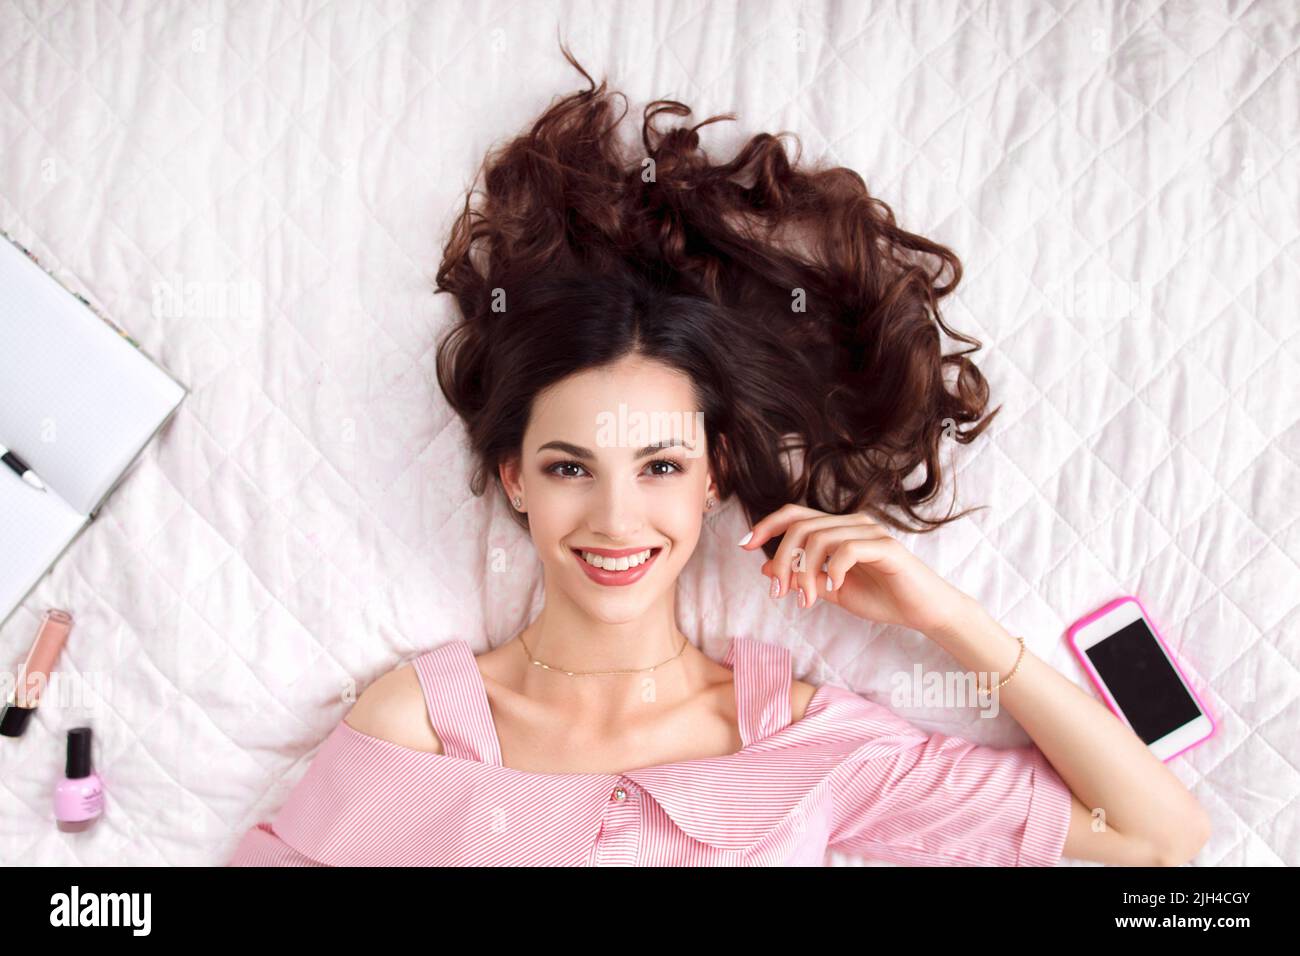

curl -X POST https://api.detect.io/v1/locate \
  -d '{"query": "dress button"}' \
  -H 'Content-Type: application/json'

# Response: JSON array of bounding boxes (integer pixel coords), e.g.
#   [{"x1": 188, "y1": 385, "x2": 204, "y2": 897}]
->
[{"x1": 611, "y1": 786, "x2": 627, "y2": 802}]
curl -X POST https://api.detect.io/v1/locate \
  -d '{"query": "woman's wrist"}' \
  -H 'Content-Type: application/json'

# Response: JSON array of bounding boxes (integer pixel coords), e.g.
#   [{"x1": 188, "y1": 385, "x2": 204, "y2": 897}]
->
[{"x1": 922, "y1": 596, "x2": 1024, "y2": 677}]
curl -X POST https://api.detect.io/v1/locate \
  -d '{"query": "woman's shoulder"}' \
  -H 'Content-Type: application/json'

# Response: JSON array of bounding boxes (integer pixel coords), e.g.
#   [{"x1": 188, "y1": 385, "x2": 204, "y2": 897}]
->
[{"x1": 342, "y1": 660, "x2": 444, "y2": 754}]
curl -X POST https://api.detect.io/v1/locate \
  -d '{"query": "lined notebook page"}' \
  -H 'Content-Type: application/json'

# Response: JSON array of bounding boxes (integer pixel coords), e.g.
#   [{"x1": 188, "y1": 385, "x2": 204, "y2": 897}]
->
[
  {"x1": 0, "y1": 237, "x2": 184, "y2": 517},
  {"x1": 0, "y1": 472, "x2": 87, "y2": 620}
]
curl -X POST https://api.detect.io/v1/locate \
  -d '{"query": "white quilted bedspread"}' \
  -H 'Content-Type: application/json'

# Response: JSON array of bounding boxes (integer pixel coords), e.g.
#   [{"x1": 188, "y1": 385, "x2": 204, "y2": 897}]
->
[{"x1": 0, "y1": 0, "x2": 1296, "y2": 867}]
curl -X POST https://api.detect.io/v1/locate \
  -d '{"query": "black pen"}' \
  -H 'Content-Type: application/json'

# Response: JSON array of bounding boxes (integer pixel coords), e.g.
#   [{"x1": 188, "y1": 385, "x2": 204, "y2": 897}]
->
[{"x1": 0, "y1": 443, "x2": 47, "y2": 492}]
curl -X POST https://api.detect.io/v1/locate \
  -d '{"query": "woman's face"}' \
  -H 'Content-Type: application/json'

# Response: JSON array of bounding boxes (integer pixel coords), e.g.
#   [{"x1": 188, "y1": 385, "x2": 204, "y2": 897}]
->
[{"x1": 504, "y1": 355, "x2": 716, "y2": 624}]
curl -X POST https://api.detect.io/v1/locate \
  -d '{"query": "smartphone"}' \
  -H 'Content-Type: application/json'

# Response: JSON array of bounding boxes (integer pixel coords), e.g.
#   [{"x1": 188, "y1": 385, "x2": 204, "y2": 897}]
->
[{"x1": 1067, "y1": 596, "x2": 1215, "y2": 762}]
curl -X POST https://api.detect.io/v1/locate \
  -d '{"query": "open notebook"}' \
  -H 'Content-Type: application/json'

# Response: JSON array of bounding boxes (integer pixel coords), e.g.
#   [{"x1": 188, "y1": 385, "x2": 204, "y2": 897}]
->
[{"x1": 0, "y1": 231, "x2": 187, "y2": 626}]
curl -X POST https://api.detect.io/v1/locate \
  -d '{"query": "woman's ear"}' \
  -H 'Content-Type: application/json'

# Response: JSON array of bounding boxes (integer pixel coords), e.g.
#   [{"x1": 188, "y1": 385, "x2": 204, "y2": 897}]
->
[{"x1": 499, "y1": 456, "x2": 523, "y2": 505}]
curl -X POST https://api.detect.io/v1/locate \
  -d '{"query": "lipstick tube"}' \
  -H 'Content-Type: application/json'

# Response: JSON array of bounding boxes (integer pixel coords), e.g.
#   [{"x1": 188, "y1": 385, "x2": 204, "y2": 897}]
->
[{"x1": 0, "y1": 609, "x2": 74, "y2": 737}]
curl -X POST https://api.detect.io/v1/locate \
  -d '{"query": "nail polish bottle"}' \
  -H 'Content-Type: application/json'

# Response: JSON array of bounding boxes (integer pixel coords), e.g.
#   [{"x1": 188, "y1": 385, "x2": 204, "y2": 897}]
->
[{"x1": 54, "y1": 727, "x2": 103, "y2": 832}]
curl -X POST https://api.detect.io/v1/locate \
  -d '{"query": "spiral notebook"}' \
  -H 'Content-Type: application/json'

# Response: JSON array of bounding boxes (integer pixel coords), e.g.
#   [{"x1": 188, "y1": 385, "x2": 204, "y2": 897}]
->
[{"x1": 0, "y1": 231, "x2": 187, "y2": 627}]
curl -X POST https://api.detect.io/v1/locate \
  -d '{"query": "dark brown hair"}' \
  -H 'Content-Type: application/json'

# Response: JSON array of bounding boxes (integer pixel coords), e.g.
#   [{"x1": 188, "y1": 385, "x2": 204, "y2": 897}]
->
[{"x1": 434, "y1": 45, "x2": 1000, "y2": 560}]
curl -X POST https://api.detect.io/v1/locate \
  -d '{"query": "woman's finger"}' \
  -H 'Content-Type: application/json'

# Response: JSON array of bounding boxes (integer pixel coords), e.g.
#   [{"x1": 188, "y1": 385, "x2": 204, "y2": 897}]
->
[
  {"x1": 824, "y1": 536, "x2": 906, "y2": 596},
  {"x1": 737, "y1": 503, "x2": 820, "y2": 554},
  {"x1": 771, "y1": 513, "x2": 847, "y2": 601},
  {"x1": 798, "y1": 521, "x2": 890, "y2": 610}
]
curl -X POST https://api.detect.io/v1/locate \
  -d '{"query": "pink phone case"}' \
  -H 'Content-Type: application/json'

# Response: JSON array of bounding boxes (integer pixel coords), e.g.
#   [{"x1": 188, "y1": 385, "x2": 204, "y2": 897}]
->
[{"x1": 1066, "y1": 595, "x2": 1216, "y2": 762}]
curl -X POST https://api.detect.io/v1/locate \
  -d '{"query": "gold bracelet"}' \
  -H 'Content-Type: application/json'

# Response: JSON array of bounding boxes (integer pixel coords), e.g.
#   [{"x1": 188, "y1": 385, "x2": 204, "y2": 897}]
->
[{"x1": 978, "y1": 635, "x2": 1025, "y2": 695}]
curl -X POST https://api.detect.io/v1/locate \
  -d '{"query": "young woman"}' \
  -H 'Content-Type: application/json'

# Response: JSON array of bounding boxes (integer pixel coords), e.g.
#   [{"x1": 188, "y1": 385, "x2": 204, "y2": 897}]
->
[{"x1": 228, "y1": 50, "x2": 1210, "y2": 867}]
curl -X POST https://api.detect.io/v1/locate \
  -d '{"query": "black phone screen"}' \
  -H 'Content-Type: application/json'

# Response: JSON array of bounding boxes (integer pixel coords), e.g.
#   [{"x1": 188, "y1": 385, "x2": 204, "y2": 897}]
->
[{"x1": 1083, "y1": 618, "x2": 1203, "y2": 744}]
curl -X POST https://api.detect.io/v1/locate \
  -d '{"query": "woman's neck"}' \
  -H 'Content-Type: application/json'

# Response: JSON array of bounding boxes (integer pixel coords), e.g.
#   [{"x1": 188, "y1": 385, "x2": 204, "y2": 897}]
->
[{"x1": 507, "y1": 601, "x2": 702, "y2": 725}]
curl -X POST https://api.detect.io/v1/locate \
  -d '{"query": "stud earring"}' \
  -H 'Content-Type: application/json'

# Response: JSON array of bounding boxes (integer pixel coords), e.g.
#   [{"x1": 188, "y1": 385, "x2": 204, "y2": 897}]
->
[
  {"x1": 512, "y1": 496, "x2": 522, "y2": 509},
  {"x1": 705, "y1": 496, "x2": 716, "y2": 511}
]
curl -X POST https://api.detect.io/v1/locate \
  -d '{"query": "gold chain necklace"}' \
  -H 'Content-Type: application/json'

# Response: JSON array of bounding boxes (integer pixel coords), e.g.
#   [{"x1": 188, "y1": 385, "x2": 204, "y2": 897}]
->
[{"x1": 518, "y1": 632, "x2": 690, "y2": 677}]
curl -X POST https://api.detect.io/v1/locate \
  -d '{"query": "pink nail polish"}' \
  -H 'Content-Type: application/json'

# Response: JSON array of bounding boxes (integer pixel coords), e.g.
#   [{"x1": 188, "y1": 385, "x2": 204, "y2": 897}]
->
[
  {"x1": 54, "y1": 727, "x2": 103, "y2": 832},
  {"x1": 797, "y1": 587, "x2": 806, "y2": 608},
  {"x1": 769, "y1": 576, "x2": 781, "y2": 599}
]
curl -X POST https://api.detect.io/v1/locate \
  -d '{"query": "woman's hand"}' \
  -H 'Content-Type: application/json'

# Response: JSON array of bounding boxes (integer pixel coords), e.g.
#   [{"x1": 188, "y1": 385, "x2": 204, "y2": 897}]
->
[{"x1": 739, "y1": 503, "x2": 975, "y2": 636}]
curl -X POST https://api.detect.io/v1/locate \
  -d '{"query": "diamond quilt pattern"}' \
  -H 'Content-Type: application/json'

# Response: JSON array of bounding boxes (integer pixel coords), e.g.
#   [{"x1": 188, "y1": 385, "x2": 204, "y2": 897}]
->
[{"x1": 0, "y1": 0, "x2": 1296, "y2": 866}]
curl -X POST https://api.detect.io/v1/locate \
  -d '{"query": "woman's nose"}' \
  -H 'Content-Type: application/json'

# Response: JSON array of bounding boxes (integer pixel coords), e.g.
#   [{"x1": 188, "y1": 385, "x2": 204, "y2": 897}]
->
[{"x1": 587, "y1": 481, "x2": 644, "y2": 540}]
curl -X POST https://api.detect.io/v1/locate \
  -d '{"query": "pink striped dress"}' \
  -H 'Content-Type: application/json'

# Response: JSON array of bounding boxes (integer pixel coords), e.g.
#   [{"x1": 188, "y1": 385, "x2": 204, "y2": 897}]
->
[{"x1": 228, "y1": 636, "x2": 1074, "y2": 866}]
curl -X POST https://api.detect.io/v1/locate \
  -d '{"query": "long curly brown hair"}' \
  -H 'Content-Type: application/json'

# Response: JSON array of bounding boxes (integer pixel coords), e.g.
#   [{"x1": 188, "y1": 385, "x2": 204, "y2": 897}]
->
[{"x1": 434, "y1": 44, "x2": 1000, "y2": 561}]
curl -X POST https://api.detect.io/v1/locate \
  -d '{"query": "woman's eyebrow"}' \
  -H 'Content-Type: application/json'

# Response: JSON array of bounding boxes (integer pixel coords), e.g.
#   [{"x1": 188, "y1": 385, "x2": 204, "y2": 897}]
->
[{"x1": 536, "y1": 439, "x2": 694, "y2": 459}]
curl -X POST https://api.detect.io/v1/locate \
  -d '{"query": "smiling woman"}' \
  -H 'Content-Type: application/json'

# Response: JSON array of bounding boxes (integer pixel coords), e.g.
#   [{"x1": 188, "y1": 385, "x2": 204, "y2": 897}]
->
[{"x1": 228, "y1": 42, "x2": 1098, "y2": 869}]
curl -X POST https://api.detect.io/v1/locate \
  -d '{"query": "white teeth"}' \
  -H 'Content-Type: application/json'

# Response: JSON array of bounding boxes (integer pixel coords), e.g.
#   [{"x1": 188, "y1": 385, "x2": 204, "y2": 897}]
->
[{"x1": 580, "y1": 548, "x2": 654, "y2": 570}]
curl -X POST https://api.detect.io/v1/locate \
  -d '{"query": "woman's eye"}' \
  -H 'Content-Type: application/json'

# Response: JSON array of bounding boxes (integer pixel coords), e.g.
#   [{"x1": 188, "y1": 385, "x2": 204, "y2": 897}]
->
[
  {"x1": 647, "y1": 458, "x2": 683, "y2": 477},
  {"x1": 548, "y1": 461, "x2": 587, "y2": 478}
]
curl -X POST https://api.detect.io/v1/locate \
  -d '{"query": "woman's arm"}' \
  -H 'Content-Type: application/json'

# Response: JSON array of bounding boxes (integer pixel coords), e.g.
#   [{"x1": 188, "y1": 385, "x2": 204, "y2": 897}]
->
[
  {"x1": 745, "y1": 503, "x2": 1212, "y2": 866},
  {"x1": 925, "y1": 597, "x2": 1212, "y2": 867}
]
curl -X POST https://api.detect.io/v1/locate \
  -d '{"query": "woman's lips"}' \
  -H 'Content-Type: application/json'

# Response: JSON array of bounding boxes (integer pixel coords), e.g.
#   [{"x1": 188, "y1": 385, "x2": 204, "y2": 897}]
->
[{"x1": 571, "y1": 547, "x2": 662, "y2": 587}]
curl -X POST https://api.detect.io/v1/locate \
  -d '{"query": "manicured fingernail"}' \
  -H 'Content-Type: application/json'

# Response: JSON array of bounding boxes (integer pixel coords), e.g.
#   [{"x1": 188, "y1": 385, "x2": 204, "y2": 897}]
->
[
  {"x1": 769, "y1": 575, "x2": 781, "y2": 598},
  {"x1": 797, "y1": 587, "x2": 806, "y2": 608},
  {"x1": 738, "y1": 531, "x2": 753, "y2": 546},
  {"x1": 825, "y1": 574, "x2": 834, "y2": 592}
]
